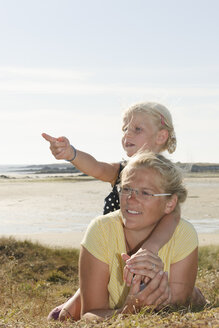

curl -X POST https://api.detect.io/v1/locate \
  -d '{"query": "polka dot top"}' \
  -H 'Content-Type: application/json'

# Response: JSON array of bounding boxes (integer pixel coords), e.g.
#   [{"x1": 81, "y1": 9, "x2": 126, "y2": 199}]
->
[{"x1": 103, "y1": 162, "x2": 125, "y2": 215}]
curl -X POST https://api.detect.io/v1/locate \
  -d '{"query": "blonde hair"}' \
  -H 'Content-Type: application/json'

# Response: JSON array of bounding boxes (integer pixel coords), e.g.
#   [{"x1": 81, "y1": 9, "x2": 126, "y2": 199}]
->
[
  {"x1": 122, "y1": 102, "x2": 176, "y2": 154},
  {"x1": 121, "y1": 151, "x2": 187, "y2": 206}
]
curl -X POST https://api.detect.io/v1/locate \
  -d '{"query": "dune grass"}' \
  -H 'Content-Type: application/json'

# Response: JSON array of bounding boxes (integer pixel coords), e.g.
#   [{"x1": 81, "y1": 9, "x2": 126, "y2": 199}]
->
[{"x1": 0, "y1": 237, "x2": 218, "y2": 327}]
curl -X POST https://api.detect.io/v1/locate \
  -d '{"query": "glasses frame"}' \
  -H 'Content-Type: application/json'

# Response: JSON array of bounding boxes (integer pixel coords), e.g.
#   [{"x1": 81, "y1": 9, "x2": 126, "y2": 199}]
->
[{"x1": 118, "y1": 186, "x2": 172, "y2": 199}]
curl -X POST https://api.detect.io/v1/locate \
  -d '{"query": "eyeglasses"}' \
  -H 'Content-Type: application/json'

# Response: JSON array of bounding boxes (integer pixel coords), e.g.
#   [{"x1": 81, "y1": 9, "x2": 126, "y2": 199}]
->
[{"x1": 118, "y1": 186, "x2": 171, "y2": 201}]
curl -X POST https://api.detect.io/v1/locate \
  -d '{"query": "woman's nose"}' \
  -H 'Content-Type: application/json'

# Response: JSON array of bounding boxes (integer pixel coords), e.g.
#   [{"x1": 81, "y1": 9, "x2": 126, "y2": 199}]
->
[{"x1": 127, "y1": 189, "x2": 138, "y2": 200}]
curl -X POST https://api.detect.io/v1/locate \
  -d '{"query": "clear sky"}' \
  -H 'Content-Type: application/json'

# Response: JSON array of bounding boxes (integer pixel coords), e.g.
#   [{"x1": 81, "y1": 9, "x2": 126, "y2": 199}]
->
[{"x1": 1, "y1": 0, "x2": 219, "y2": 165}]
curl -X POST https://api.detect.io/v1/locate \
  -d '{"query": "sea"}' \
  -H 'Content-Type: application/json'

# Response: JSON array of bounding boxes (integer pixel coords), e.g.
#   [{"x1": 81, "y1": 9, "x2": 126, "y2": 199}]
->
[{"x1": 1, "y1": 165, "x2": 219, "y2": 235}]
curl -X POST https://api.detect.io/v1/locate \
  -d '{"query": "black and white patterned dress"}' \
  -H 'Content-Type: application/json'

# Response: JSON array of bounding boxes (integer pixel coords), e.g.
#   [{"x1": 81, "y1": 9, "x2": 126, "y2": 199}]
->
[{"x1": 103, "y1": 162, "x2": 126, "y2": 215}]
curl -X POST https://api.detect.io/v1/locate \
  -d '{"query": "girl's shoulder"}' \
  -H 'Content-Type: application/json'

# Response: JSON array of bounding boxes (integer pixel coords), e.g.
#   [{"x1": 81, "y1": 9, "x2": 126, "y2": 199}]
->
[{"x1": 115, "y1": 160, "x2": 127, "y2": 184}]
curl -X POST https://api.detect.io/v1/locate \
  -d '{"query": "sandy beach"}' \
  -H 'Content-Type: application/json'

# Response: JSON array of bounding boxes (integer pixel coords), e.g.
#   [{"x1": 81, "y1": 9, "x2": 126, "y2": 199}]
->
[{"x1": 0, "y1": 174, "x2": 219, "y2": 248}]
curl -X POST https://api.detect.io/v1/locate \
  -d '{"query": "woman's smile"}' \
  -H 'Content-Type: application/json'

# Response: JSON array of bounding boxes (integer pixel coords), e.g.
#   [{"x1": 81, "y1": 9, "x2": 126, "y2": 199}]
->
[
  {"x1": 120, "y1": 167, "x2": 168, "y2": 235},
  {"x1": 126, "y1": 209, "x2": 142, "y2": 215}
]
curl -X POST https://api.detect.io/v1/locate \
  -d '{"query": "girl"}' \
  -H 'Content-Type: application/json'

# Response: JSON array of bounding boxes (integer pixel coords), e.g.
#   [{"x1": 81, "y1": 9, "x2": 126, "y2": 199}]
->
[{"x1": 42, "y1": 102, "x2": 179, "y2": 320}]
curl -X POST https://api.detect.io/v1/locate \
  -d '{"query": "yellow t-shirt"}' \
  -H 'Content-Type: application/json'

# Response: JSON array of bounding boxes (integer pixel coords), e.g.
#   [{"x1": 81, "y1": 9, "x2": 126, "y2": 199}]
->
[{"x1": 81, "y1": 210, "x2": 198, "y2": 309}]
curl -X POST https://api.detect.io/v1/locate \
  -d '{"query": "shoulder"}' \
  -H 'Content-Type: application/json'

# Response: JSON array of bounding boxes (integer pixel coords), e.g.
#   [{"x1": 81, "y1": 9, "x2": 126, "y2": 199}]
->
[
  {"x1": 82, "y1": 210, "x2": 123, "y2": 241},
  {"x1": 95, "y1": 209, "x2": 123, "y2": 224},
  {"x1": 111, "y1": 161, "x2": 127, "y2": 185},
  {"x1": 167, "y1": 218, "x2": 198, "y2": 264},
  {"x1": 81, "y1": 210, "x2": 124, "y2": 264},
  {"x1": 175, "y1": 218, "x2": 198, "y2": 241}
]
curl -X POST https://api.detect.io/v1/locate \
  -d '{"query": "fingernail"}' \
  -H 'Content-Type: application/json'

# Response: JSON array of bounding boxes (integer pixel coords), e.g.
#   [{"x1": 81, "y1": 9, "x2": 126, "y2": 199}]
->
[{"x1": 159, "y1": 270, "x2": 164, "y2": 275}]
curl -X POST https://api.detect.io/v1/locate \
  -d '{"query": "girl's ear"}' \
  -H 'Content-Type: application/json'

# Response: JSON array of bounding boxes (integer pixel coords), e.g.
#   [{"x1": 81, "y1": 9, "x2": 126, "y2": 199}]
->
[
  {"x1": 156, "y1": 129, "x2": 169, "y2": 146},
  {"x1": 164, "y1": 194, "x2": 178, "y2": 214}
]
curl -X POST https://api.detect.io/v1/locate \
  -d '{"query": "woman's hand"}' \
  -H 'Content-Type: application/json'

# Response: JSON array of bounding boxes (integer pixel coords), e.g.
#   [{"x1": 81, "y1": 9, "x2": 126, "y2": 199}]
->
[
  {"x1": 121, "y1": 248, "x2": 164, "y2": 287},
  {"x1": 122, "y1": 270, "x2": 171, "y2": 313},
  {"x1": 42, "y1": 133, "x2": 74, "y2": 161}
]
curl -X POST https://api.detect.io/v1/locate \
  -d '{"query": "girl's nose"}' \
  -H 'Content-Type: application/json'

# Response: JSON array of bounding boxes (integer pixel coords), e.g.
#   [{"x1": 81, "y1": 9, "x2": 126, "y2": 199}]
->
[{"x1": 124, "y1": 126, "x2": 133, "y2": 137}]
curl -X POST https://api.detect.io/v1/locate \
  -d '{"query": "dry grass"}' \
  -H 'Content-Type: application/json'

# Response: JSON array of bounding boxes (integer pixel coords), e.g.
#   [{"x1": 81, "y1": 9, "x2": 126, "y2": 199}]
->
[{"x1": 0, "y1": 238, "x2": 218, "y2": 328}]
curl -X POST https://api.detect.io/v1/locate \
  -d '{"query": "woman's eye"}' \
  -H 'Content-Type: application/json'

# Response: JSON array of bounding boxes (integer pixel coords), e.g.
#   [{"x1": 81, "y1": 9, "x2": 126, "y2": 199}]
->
[
  {"x1": 122, "y1": 126, "x2": 128, "y2": 132},
  {"x1": 135, "y1": 127, "x2": 142, "y2": 133},
  {"x1": 123, "y1": 186, "x2": 130, "y2": 192},
  {"x1": 141, "y1": 191, "x2": 151, "y2": 197}
]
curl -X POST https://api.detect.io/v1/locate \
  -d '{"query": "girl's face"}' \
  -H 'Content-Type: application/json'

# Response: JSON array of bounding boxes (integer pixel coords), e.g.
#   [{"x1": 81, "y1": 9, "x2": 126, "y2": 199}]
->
[
  {"x1": 120, "y1": 167, "x2": 170, "y2": 235},
  {"x1": 122, "y1": 112, "x2": 161, "y2": 157}
]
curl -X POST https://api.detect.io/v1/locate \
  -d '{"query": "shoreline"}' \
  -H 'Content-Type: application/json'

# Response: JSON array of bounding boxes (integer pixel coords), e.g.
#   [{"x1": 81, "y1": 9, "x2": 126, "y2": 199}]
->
[
  {"x1": 2, "y1": 231, "x2": 219, "y2": 249},
  {"x1": 1, "y1": 176, "x2": 219, "y2": 250}
]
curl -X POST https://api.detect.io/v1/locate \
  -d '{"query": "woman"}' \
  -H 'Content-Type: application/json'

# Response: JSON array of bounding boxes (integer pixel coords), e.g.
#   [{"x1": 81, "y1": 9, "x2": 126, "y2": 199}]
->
[{"x1": 77, "y1": 151, "x2": 204, "y2": 321}]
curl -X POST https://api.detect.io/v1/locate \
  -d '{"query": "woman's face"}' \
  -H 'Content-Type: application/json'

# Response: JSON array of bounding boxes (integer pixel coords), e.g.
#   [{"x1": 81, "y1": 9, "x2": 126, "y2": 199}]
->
[{"x1": 120, "y1": 167, "x2": 170, "y2": 233}]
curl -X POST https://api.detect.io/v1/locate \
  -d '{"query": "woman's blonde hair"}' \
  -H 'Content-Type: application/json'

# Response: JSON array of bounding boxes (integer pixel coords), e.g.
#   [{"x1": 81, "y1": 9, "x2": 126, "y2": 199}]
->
[
  {"x1": 122, "y1": 102, "x2": 176, "y2": 154},
  {"x1": 121, "y1": 151, "x2": 187, "y2": 206}
]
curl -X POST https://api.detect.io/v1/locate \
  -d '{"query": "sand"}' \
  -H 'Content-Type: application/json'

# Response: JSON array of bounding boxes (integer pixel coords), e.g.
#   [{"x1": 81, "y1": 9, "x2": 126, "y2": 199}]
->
[{"x1": 0, "y1": 175, "x2": 219, "y2": 249}]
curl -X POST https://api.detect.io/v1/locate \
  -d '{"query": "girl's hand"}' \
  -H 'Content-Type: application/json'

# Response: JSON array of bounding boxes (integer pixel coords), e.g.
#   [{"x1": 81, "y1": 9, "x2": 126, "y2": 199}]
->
[
  {"x1": 42, "y1": 133, "x2": 74, "y2": 161},
  {"x1": 121, "y1": 248, "x2": 164, "y2": 286},
  {"x1": 122, "y1": 271, "x2": 170, "y2": 313}
]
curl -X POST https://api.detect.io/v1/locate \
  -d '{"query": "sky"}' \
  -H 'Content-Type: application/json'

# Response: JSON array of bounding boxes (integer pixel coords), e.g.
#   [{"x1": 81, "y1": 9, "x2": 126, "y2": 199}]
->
[{"x1": 0, "y1": 0, "x2": 219, "y2": 165}]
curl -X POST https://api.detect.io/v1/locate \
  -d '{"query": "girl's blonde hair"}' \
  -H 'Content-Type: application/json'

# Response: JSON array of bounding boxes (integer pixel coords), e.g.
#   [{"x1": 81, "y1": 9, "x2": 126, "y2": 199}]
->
[
  {"x1": 121, "y1": 151, "x2": 187, "y2": 207},
  {"x1": 122, "y1": 102, "x2": 176, "y2": 154}
]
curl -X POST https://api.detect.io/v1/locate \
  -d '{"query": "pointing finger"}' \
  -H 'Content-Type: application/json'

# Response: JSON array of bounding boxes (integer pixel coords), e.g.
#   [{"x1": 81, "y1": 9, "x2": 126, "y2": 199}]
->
[{"x1": 42, "y1": 133, "x2": 57, "y2": 143}]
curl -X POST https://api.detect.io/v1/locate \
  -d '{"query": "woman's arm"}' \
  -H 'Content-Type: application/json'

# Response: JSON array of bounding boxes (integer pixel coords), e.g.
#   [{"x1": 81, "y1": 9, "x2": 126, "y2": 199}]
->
[
  {"x1": 42, "y1": 133, "x2": 119, "y2": 184},
  {"x1": 122, "y1": 247, "x2": 202, "y2": 308},
  {"x1": 122, "y1": 271, "x2": 170, "y2": 313},
  {"x1": 80, "y1": 246, "x2": 117, "y2": 321},
  {"x1": 169, "y1": 247, "x2": 198, "y2": 305}
]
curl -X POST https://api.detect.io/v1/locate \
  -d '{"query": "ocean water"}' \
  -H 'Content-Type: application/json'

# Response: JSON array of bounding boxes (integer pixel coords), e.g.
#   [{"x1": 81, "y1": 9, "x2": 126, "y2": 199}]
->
[
  {"x1": 189, "y1": 218, "x2": 219, "y2": 234},
  {"x1": 0, "y1": 164, "x2": 28, "y2": 175},
  {"x1": 1, "y1": 214, "x2": 219, "y2": 235},
  {"x1": 0, "y1": 203, "x2": 219, "y2": 236},
  {"x1": 1, "y1": 165, "x2": 219, "y2": 236},
  {"x1": 0, "y1": 213, "x2": 92, "y2": 234}
]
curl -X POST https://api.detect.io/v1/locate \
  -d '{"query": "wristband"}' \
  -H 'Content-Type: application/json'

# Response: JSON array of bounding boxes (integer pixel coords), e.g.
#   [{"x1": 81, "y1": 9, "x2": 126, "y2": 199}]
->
[{"x1": 66, "y1": 145, "x2": 77, "y2": 162}]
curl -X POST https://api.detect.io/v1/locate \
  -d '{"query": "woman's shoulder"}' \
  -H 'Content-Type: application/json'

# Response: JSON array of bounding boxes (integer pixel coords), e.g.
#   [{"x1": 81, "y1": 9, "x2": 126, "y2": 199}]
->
[
  {"x1": 177, "y1": 218, "x2": 197, "y2": 234},
  {"x1": 81, "y1": 210, "x2": 124, "y2": 262},
  {"x1": 173, "y1": 218, "x2": 198, "y2": 247},
  {"x1": 94, "y1": 209, "x2": 123, "y2": 227},
  {"x1": 159, "y1": 218, "x2": 198, "y2": 266}
]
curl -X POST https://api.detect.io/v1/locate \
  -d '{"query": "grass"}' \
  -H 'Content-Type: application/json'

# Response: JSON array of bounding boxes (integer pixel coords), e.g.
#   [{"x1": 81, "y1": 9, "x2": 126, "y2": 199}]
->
[{"x1": 0, "y1": 238, "x2": 218, "y2": 327}]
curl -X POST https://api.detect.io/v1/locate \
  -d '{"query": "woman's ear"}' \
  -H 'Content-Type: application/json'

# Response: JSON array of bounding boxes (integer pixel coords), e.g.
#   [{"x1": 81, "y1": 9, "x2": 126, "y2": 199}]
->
[
  {"x1": 164, "y1": 194, "x2": 178, "y2": 214},
  {"x1": 156, "y1": 129, "x2": 169, "y2": 146}
]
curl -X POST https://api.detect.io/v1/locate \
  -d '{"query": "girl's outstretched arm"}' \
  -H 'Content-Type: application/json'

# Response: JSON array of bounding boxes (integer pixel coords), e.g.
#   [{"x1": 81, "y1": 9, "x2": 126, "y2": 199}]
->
[{"x1": 42, "y1": 133, "x2": 120, "y2": 184}]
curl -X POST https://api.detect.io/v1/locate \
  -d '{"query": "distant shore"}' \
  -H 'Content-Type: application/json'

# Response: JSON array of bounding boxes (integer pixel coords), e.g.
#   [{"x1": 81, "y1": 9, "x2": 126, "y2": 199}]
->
[{"x1": 1, "y1": 162, "x2": 219, "y2": 178}]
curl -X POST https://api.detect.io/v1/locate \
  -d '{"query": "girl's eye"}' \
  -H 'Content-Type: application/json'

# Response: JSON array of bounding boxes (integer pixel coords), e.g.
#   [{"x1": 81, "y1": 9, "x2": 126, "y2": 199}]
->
[
  {"x1": 135, "y1": 127, "x2": 142, "y2": 133},
  {"x1": 122, "y1": 126, "x2": 128, "y2": 132}
]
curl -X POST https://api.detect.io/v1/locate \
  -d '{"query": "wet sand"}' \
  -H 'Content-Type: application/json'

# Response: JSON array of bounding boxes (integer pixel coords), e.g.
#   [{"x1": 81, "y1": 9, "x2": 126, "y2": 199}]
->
[{"x1": 0, "y1": 175, "x2": 219, "y2": 248}]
